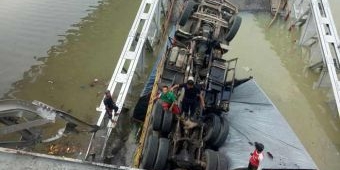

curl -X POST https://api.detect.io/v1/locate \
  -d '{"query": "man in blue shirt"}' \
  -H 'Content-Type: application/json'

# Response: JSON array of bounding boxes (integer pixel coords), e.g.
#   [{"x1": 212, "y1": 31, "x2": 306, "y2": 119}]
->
[{"x1": 172, "y1": 76, "x2": 205, "y2": 118}]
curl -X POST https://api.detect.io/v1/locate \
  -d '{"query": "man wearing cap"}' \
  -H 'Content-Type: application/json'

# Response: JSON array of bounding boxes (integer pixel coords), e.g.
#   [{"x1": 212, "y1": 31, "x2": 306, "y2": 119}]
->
[
  {"x1": 172, "y1": 76, "x2": 205, "y2": 118},
  {"x1": 103, "y1": 90, "x2": 119, "y2": 123},
  {"x1": 248, "y1": 142, "x2": 264, "y2": 170}
]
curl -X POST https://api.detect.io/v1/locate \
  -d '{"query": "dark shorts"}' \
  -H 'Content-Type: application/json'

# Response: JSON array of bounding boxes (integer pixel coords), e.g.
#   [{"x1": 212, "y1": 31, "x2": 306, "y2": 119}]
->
[
  {"x1": 106, "y1": 104, "x2": 118, "y2": 119},
  {"x1": 112, "y1": 104, "x2": 119, "y2": 113},
  {"x1": 248, "y1": 162, "x2": 258, "y2": 170},
  {"x1": 106, "y1": 111, "x2": 113, "y2": 119},
  {"x1": 181, "y1": 99, "x2": 197, "y2": 116}
]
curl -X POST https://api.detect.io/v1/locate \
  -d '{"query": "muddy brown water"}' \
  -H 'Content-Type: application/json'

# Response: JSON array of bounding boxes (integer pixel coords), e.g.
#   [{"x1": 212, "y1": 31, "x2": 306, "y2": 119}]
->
[
  {"x1": 0, "y1": 0, "x2": 143, "y2": 160},
  {"x1": 231, "y1": 13, "x2": 340, "y2": 170},
  {"x1": 1, "y1": 0, "x2": 340, "y2": 169}
]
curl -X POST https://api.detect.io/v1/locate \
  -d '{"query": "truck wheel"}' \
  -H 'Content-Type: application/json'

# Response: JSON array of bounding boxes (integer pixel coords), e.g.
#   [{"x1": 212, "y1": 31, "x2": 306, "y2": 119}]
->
[
  {"x1": 204, "y1": 149, "x2": 218, "y2": 170},
  {"x1": 152, "y1": 101, "x2": 164, "y2": 131},
  {"x1": 203, "y1": 114, "x2": 222, "y2": 144},
  {"x1": 225, "y1": 15, "x2": 242, "y2": 42},
  {"x1": 179, "y1": 0, "x2": 196, "y2": 26},
  {"x1": 161, "y1": 110, "x2": 173, "y2": 134},
  {"x1": 217, "y1": 153, "x2": 229, "y2": 170},
  {"x1": 140, "y1": 134, "x2": 159, "y2": 169},
  {"x1": 212, "y1": 116, "x2": 229, "y2": 149},
  {"x1": 154, "y1": 138, "x2": 170, "y2": 170}
]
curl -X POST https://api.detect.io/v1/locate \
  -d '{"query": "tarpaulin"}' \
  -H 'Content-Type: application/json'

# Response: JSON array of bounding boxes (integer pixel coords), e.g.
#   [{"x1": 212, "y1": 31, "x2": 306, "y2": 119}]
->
[{"x1": 219, "y1": 79, "x2": 318, "y2": 170}]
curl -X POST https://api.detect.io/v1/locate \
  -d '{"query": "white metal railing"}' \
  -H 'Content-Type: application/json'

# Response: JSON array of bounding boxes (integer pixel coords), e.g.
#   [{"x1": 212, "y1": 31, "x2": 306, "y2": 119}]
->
[
  {"x1": 99, "y1": 0, "x2": 160, "y2": 158},
  {"x1": 97, "y1": 0, "x2": 159, "y2": 126},
  {"x1": 310, "y1": 0, "x2": 340, "y2": 115},
  {"x1": 85, "y1": 0, "x2": 160, "y2": 159}
]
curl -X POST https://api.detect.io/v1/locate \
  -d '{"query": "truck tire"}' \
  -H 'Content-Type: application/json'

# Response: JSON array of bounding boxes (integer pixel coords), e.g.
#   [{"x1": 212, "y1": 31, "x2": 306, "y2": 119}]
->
[
  {"x1": 154, "y1": 138, "x2": 170, "y2": 170},
  {"x1": 203, "y1": 114, "x2": 222, "y2": 144},
  {"x1": 140, "y1": 134, "x2": 159, "y2": 169},
  {"x1": 152, "y1": 101, "x2": 163, "y2": 131},
  {"x1": 217, "y1": 153, "x2": 229, "y2": 170},
  {"x1": 179, "y1": 0, "x2": 196, "y2": 26},
  {"x1": 161, "y1": 110, "x2": 173, "y2": 134},
  {"x1": 225, "y1": 15, "x2": 242, "y2": 42},
  {"x1": 212, "y1": 116, "x2": 229, "y2": 149},
  {"x1": 204, "y1": 149, "x2": 218, "y2": 170}
]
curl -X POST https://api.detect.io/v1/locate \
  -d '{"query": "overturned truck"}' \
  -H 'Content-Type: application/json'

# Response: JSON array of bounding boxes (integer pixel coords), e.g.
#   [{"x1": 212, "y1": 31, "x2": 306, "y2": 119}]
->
[
  {"x1": 138, "y1": 0, "x2": 242, "y2": 169},
  {"x1": 134, "y1": 0, "x2": 318, "y2": 170}
]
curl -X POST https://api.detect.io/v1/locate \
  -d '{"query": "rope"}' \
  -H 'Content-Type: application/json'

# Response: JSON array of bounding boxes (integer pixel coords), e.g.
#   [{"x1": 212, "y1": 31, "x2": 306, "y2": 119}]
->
[
  {"x1": 267, "y1": 0, "x2": 283, "y2": 29},
  {"x1": 132, "y1": 43, "x2": 167, "y2": 168}
]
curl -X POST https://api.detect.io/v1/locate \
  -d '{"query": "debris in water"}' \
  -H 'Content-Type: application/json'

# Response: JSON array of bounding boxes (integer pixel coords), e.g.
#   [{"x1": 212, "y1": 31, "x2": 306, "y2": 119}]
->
[
  {"x1": 42, "y1": 128, "x2": 66, "y2": 143},
  {"x1": 47, "y1": 80, "x2": 54, "y2": 84},
  {"x1": 242, "y1": 66, "x2": 252, "y2": 72},
  {"x1": 47, "y1": 143, "x2": 79, "y2": 155},
  {"x1": 267, "y1": 151, "x2": 274, "y2": 159},
  {"x1": 90, "y1": 78, "x2": 99, "y2": 87}
]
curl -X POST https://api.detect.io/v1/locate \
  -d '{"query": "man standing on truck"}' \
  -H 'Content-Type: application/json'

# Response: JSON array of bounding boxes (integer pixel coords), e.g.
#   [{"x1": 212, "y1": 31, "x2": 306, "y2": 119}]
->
[
  {"x1": 248, "y1": 142, "x2": 264, "y2": 170},
  {"x1": 172, "y1": 76, "x2": 205, "y2": 118},
  {"x1": 103, "y1": 90, "x2": 119, "y2": 123}
]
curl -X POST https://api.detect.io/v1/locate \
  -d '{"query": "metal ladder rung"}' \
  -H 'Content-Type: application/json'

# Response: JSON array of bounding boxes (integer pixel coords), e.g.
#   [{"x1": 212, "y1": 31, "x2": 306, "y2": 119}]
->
[
  {"x1": 146, "y1": 0, "x2": 154, "y2": 3},
  {"x1": 139, "y1": 33, "x2": 148, "y2": 39},
  {"x1": 140, "y1": 13, "x2": 150, "y2": 19},
  {"x1": 125, "y1": 52, "x2": 137, "y2": 60},
  {"x1": 325, "y1": 35, "x2": 335, "y2": 42},
  {"x1": 320, "y1": 17, "x2": 329, "y2": 24},
  {"x1": 115, "y1": 73, "x2": 129, "y2": 83}
]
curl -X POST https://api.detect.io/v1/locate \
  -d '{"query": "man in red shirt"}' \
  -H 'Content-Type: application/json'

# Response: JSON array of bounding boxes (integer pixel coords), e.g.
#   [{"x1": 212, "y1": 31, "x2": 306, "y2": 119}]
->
[{"x1": 248, "y1": 142, "x2": 264, "y2": 170}]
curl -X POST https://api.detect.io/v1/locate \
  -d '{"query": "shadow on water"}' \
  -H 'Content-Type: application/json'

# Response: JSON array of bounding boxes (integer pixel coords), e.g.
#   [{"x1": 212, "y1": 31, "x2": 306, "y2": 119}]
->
[
  {"x1": 231, "y1": 12, "x2": 340, "y2": 170},
  {"x1": 1, "y1": 0, "x2": 142, "y2": 159}
]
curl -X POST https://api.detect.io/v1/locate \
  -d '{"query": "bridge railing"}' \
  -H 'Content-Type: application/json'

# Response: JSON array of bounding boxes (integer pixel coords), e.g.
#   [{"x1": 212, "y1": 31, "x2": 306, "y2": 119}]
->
[
  {"x1": 291, "y1": 0, "x2": 340, "y2": 116},
  {"x1": 85, "y1": 0, "x2": 169, "y2": 161}
]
